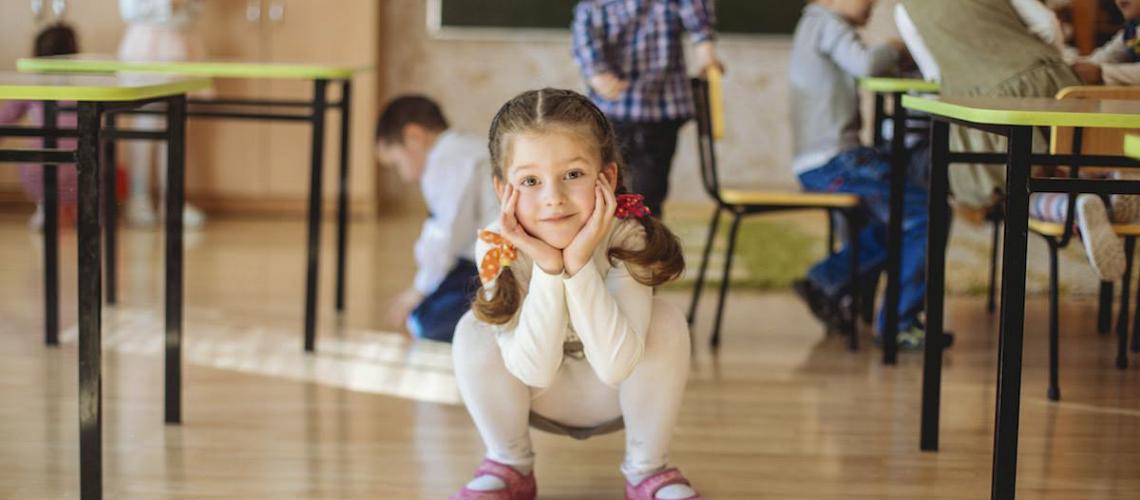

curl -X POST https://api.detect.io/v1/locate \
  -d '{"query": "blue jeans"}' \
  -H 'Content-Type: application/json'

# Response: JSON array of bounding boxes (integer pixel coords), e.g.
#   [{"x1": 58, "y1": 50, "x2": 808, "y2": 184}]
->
[
  {"x1": 798, "y1": 147, "x2": 929, "y2": 334},
  {"x1": 408, "y1": 259, "x2": 479, "y2": 343}
]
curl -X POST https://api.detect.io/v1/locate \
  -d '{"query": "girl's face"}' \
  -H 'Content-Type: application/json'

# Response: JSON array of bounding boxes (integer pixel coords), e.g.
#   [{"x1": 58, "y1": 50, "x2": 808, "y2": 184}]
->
[
  {"x1": 496, "y1": 128, "x2": 617, "y2": 249},
  {"x1": 1118, "y1": 0, "x2": 1140, "y2": 22}
]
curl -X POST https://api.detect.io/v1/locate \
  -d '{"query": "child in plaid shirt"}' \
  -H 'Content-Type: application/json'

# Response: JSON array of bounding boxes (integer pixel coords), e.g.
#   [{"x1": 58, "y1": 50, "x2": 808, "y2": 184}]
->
[{"x1": 572, "y1": 0, "x2": 723, "y2": 217}]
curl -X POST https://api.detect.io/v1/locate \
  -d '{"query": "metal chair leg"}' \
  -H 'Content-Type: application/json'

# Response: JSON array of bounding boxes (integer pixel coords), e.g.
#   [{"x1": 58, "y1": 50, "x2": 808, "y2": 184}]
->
[
  {"x1": 710, "y1": 212, "x2": 743, "y2": 351},
  {"x1": 687, "y1": 206, "x2": 722, "y2": 327},
  {"x1": 843, "y1": 209, "x2": 860, "y2": 351},
  {"x1": 861, "y1": 269, "x2": 878, "y2": 325},
  {"x1": 1046, "y1": 237, "x2": 1061, "y2": 401},
  {"x1": 1098, "y1": 281, "x2": 1114, "y2": 335},
  {"x1": 1116, "y1": 237, "x2": 1135, "y2": 369},
  {"x1": 987, "y1": 218, "x2": 1001, "y2": 314}
]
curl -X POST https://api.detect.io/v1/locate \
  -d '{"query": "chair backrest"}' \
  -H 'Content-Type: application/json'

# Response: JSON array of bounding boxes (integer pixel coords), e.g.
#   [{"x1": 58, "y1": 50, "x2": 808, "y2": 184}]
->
[
  {"x1": 689, "y1": 78, "x2": 723, "y2": 203},
  {"x1": 1051, "y1": 86, "x2": 1140, "y2": 161}
]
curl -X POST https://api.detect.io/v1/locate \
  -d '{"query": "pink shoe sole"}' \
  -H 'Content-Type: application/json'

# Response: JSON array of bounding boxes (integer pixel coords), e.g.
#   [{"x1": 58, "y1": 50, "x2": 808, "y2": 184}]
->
[
  {"x1": 450, "y1": 458, "x2": 536, "y2": 500},
  {"x1": 625, "y1": 467, "x2": 703, "y2": 500}
]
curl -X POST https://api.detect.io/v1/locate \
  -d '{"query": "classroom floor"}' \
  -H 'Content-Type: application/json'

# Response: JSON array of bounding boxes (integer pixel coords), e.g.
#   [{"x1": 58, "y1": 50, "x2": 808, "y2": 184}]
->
[{"x1": 1, "y1": 210, "x2": 1139, "y2": 499}]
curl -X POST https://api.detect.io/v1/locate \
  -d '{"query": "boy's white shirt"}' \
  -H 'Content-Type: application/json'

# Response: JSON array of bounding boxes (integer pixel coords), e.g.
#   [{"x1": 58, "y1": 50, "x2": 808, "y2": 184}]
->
[
  {"x1": 413, "y1": 131, "x2": 498, "y2": 295},
  {"x1": 476, "y1": 218, "x2": 653, "y2": 389},
  {"x1": 1083, "y1": 30, "x2": 1140, "y2": 85},
  {"x1": 894, "y1": 0, "x2": 1067, "y2": 83}
]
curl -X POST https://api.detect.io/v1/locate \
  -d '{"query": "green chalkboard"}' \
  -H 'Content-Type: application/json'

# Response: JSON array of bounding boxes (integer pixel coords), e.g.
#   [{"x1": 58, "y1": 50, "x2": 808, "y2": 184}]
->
[{"x1": 433, "y1": 0, "x2": 802, "y2": 35}]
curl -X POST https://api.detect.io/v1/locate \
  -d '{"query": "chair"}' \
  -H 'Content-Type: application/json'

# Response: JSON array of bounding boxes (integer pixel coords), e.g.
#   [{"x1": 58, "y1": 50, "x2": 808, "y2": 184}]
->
[
  {"x1": 1029, "y1": 85, "x2": 1140, "y2": 401},
  {"x1": 685, "y1": 78, "x2": 865, "y2": 351}
]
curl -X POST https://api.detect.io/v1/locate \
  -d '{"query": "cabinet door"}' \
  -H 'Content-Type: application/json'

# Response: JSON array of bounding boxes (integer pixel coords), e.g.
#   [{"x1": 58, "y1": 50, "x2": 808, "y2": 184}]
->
[
  {"x1": 185, "y1": 0, "x2": 272, "y2": 208},
  {"x1": 262, "y1": 0, "x2": 378, "y2": 215}
]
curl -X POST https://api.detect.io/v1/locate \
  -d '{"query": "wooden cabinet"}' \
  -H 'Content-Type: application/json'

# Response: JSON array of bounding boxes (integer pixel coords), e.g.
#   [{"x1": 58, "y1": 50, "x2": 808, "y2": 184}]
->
[
  {"x1": 0, "y1": 1, "x2": 381, "y2": 217},
  {"x1": 191, "y1": 0, "x2": 380, "y2": 216}
]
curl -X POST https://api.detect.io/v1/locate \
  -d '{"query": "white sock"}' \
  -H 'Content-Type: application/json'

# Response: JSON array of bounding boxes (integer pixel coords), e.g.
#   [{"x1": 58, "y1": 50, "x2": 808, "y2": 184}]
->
[
  {"x1": 465, "y1": 463, "x2": 532, "y2": 492},
  {"x1": 626, "y1": 469, "x2": 698, "y2": 499}
]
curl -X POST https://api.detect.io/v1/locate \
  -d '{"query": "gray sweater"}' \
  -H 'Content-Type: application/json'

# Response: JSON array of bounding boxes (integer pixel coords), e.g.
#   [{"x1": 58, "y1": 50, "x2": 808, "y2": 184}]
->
[{"x1": 789, "y1": 4, "x2": 899, "y2": 173}]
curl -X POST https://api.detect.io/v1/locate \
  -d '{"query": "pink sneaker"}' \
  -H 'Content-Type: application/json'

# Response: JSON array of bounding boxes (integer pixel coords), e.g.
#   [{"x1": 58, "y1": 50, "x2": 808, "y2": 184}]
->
[
  {"x1": 450, "y1": 458, "x2": 537, "y2": 500},
  {"x1": 625, "y1": 468, "x2": 703, "y2": 500}
]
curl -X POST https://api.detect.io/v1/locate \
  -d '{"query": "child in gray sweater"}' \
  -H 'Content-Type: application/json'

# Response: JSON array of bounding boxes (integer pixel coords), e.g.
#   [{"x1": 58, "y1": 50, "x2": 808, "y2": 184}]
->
[{"x1": 789, "y1": 0, "x2": 930, "y2": 349}]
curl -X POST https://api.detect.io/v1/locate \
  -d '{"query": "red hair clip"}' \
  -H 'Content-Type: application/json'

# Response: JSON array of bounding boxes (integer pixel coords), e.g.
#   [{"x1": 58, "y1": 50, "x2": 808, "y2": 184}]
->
[{"x1": 615, "y1": 193, "x2": 651, "y2": 219}]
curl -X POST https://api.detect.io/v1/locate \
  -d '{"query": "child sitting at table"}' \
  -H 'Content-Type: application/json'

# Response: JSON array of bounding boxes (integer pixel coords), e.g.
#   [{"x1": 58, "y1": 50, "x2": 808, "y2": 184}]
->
[
  {"x1": 790, "y1": 0, "x2": 930, "y2": 349},
  {"x1": 898, "y1": 0, "x2": 1137, "y2": 281}
]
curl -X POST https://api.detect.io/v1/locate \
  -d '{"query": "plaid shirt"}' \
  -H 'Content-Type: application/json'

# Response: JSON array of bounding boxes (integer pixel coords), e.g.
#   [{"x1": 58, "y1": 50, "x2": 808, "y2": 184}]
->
[{"x1": 572, "y1": 0, "x2": 716, "y2": 122}]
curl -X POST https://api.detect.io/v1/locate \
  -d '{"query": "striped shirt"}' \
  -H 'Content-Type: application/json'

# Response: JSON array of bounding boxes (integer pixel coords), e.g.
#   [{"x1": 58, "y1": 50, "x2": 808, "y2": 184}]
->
[{"x1": 571, "y1": 0, "x2": 716, "y2": 122}]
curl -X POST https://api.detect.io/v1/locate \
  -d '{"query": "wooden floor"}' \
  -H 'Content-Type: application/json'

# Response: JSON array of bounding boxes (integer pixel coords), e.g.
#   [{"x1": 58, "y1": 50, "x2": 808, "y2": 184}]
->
[{"x1": 2, "y1": 212, "x2": 1140, "y2": 499}]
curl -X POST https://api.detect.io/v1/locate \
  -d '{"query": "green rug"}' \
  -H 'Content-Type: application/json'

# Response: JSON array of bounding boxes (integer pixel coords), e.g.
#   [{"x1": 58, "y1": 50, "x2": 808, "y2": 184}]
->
[{"x1": 664, "y1": 211, "x2": 825, "y2": 290}]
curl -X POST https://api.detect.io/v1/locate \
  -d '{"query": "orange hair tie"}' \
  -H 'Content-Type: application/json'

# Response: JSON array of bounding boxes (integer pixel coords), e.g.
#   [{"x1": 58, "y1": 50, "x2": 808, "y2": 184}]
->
[{"x1": 478, "y1": 229, "x2": 518, "y2": 286}]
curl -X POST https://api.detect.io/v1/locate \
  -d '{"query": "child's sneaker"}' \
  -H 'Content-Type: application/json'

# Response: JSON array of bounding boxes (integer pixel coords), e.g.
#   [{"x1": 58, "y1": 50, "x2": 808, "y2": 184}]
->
[
  {"x1": 1110, "y1": 171, "x2": 1140, "y2": 222},
  {"x1": 793, "y1": 279, "x2": 849, "y2": 332},
  {"x1": 875, "y1": 322, "x2": 954, "y2": 351},
  {"x1": 125, "y1": 197, "x2": 157, "y2": 228},
  {"x1": 1076, "y1": 194, "x2": 1126, "y2": 281}
]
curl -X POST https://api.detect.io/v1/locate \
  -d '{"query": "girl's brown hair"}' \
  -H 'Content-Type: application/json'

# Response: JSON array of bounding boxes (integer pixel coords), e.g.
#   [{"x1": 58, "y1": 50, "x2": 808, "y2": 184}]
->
[{"x1": 473, "y1": 88, "x2": 685, "y2": 325}]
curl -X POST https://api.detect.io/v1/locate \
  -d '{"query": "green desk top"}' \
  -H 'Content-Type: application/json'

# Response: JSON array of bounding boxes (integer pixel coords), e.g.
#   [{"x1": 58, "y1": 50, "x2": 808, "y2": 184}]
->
[
  {"x1": 0, "y1": 72, "x2": 209, "y2": 101},
  {"x1": 19, "y1": 54, "x2": 370, "y2": 80},
  {"x1": 902, "y1": 95, "x2": 1140, "y2": 128},
  {"x1": 1126, "y1": 135, "x2": 1140, "y2": 160},
  {"x1": 859, "y1": 77, "x2": 940, "y2": 93}
]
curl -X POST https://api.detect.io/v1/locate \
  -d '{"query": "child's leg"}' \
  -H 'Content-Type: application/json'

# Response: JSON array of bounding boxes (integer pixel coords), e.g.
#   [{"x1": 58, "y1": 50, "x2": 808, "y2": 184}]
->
[
  {"x1": 1076, "y1": 194, "x2": 1126, "y2": 281},
  {"x1": 618, "y1": 299, "x2": 698, "y2": 498},
  {"x1": 1029, "y1": 192, "x2": 1070, "y2": 223},
  {"x1": 452, "y1": 312, "x2": 535, "y2": 471},
  {"x1": 612, "y1": 120, "x2": 684, "y2": 217}
]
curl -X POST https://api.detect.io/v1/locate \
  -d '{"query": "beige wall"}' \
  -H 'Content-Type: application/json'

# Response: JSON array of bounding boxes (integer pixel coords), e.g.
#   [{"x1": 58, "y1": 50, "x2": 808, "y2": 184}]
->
[{"x1": 379, "y1": 0, "x2": 902, "y2": 204}]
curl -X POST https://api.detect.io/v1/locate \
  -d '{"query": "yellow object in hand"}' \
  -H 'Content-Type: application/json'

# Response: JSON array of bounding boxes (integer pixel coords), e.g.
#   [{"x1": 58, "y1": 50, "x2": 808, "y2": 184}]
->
[{"x1": 707, "y1": 66, "x2": 725, "y2": 141}]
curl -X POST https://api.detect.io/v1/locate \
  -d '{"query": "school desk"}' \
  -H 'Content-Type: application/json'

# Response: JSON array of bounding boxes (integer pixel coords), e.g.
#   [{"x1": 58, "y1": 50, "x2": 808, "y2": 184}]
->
[
  {"x1": 19, "y1": 54, "x2": 370, "y2": 353},
  {"x1": 902, "y1": 94, "x2": 1140, "y2": 500},
  {"x1": 0, "y1": 71, "x2": 207, "y2": 500}
]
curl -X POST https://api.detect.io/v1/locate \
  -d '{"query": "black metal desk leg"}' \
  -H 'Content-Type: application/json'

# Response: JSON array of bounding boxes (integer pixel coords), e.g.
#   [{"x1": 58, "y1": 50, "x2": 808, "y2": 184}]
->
[
  {"x1": 305, "y1": 79, "x2": 329, "y2": 352},
  {"x1": 103, "y1": 113, "x2": 118, "y2": 305},
  {"x1": 991, "y1": 125, "x2": 1034, "y2": 500},
  {"x1": 76, "y1": 101, "x2": 104, "y2": 500},
  {"x1": 920, "y1": 119, "x2": 950, "y2": 452},
  {"x1": 335, "y1": 79, "x2": 352, "y2": 312},
  {"x1": 42, "y1": 101, "x2": 59, "y2": 346},
  {"x1": 164, "y1": 96, "x2": 186, "y2": 424},
  {"x1": 884, "y1": 91, "x2": 907, "y2": 364}
]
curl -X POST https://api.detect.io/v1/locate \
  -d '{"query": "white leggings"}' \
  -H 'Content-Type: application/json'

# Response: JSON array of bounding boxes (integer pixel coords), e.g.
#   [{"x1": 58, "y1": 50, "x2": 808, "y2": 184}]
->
[{"x1": 452, "y1": 298, "x2": 691, "y2": 477}]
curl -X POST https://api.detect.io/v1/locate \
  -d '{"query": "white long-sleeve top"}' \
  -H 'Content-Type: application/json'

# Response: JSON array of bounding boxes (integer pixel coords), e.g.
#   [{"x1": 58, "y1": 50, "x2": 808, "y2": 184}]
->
[
  {"x1": 895, "y1": 0, "x2": 1066, "y2": 83},
  {"x1": 476, "y1": 218, "x2": 653, "y2": 389},
  {"x1": 414, "y1": 131, "x2": 499, "y2": 294},
  {"x1": 1083, "y1": 30, "x2": 1140, "y2": 86}
]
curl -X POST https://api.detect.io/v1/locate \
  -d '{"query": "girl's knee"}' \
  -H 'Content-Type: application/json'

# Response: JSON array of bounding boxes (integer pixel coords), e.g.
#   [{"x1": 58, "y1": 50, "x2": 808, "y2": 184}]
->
[
  {"x1": 645, "y1": 298, "x2": 690, "y2": 359},
  {"x1": 452, "y1": 311, "x2": 502, "y2": 371}
]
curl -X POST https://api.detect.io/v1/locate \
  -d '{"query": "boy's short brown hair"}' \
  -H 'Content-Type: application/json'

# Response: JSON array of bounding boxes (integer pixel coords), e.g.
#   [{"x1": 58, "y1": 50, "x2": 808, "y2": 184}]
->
[{"x1": 375, "y1": 95, "x2": 449, "y2": 145}]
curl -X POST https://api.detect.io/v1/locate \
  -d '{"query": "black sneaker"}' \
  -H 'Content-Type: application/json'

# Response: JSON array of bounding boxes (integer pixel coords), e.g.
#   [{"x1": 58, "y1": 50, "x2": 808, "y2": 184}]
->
[{"x1": 794, "y1": 279, "x2": 850, "y2": 332}]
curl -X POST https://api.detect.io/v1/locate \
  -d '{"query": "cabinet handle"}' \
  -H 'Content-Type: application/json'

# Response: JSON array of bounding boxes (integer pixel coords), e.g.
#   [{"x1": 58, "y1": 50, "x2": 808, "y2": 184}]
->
[
  {"x1": 31, "y1": 0, "x2": 43, "y2": 21},
  {"x1": 51, "y1": 0, "x2": 64, "y2": 17},
  {"x1": 245, "y1": 0, "x2": 261, "y2": 22},
  {"x1": 268, "y1": 0, "x2": 284, "y2": 22}
]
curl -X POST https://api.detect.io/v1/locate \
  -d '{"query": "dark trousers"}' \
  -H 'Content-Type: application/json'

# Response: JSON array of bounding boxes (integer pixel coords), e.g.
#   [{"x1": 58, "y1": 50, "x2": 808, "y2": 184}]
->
[
  {"x1": 611, "y1": 118, "x2": 686, "y2": 217},
  {"x1": 408, "y1": 259, "x2": 479, "y2": 343}
]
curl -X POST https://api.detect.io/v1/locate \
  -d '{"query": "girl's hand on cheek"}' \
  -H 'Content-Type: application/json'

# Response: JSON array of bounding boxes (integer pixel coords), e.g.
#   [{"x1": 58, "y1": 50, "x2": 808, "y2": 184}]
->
[
  {"x1": 499, "y1": 183, "x2": 564, "y2": 275},
  {"x1": 563, "y1": 176, "x2": 616, "y2": 276}
]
